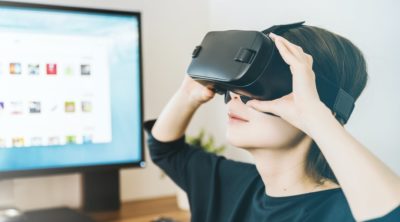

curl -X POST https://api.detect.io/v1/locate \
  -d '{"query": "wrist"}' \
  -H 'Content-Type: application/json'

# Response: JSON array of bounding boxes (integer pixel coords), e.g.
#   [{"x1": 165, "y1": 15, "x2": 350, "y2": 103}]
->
[
  {"x1": 151, "y1": 89, "x2": 200, "y2": 142},
  {"x1": 175, "y1": 88, "x2": 202, "y2": 111},
  {"x1": 303, "y1": 102, "x2": 340, "y2": 137}
]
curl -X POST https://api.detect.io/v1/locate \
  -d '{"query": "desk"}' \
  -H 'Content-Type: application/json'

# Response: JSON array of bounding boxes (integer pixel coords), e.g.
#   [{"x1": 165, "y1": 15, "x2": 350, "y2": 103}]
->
[{"x1": 89, "y1": 196, "x2": 191, "y2": 222}]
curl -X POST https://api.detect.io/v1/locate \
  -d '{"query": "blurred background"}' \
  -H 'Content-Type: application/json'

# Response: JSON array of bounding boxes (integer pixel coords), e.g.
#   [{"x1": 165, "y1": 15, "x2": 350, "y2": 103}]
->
[{"x1": 0, "y1": 0, "x2": 398, "y2": 216}]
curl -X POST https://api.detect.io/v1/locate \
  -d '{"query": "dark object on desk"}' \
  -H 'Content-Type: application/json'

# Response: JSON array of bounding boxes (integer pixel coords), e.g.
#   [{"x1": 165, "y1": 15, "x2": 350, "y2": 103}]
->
[
  {"x1": 1, "y1": 207, "x2": 94, "y2": 222},
  {"x1": 82, "y1": 170, "x2": 121, "y2": 212},
  {"x1": 151, "y1": 216, "x2": 179, "y2": 222}
]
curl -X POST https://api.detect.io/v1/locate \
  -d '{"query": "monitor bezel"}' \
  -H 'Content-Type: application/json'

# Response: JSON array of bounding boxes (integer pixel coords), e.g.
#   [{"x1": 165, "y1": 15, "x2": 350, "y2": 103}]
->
[{"x1": 0, "y1": 1, "x2": 145, "y2": 179}]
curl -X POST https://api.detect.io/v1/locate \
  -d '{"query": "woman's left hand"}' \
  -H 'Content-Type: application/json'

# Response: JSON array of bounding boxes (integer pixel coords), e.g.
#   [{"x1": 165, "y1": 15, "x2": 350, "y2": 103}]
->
[{"x1": 246, "y1": 33, "x2": 333, "y2": 135}]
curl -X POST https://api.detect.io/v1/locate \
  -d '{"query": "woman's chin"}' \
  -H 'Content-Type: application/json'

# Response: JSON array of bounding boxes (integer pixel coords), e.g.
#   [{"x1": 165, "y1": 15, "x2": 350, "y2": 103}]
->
[
  {"x1": 226, "y1": 130, "x2": 265, "y2": 148},
  {"x1": 226, "y1": 131, "x2": 246, "y2": 147},
  {"x1": 226, "y1": 129, "x2": 295, "y2": 150}
]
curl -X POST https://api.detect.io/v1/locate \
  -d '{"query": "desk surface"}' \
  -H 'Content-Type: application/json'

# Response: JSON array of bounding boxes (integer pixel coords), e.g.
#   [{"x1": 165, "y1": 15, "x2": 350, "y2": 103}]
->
[{"x1": 88, "y1": 196, "x2": 190, "y2": 222}]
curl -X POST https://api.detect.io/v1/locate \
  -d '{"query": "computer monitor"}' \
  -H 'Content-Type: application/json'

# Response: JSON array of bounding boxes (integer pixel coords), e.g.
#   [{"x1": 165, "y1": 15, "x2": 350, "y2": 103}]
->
[{"x1": 0, "y1": 2, "x2": 144, "y2": 180}]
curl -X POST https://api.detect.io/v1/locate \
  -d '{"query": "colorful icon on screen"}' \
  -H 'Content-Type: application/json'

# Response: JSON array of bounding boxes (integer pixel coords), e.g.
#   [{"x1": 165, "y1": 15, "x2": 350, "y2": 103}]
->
[
  {"x1": 12, "y1": 137, "x2": 25, "y2": 147},
  {"x1": 81, "y1": 64, "x2": 91, "y2": 76},
  {"x1": 28, "y1": 64, "x2": 40, "y2": 75},
  {"x1": 66, "y1": 135, "x2": 76, "y2": 144},
  {"x1": 29, "y1": 101, "x2": 41, "y2": 113},
  {"x1": 81, "y1": 101, "x2": 92, "y2": 113},
  {"x1": 10, "y1": 63, "x2": 22, "y2": 75},
  {"x1": 64, "y1": 65, "x2": 74, "y2": 76},
  {"x1": 30, "y1": 137, "x2": 43, "y2": 146},
  {"x1": 46, "y1": 63, "x2": 57, "y2": 75},
  {"x1": 10, "y1": 101, "x2": 24, "y2": 115},
  {"x1": 65, "y1": 101, "x2": 75, "y2": 113}
]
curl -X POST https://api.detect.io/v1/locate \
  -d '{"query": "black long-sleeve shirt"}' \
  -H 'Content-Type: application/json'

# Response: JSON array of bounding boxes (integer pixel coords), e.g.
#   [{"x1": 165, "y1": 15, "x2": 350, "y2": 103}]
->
[{"x1": 143, "y1": 119, "x2": 400, "y2": 222}]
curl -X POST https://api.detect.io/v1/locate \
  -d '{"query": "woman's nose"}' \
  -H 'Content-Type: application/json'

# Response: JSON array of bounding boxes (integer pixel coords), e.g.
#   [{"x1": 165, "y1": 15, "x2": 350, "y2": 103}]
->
[
  {"x1": 229, "y1": 91, "x2": 240, "y2": 100},
  {"x1": 224, "y1": 91, "x2": 240, "y2": 104}
]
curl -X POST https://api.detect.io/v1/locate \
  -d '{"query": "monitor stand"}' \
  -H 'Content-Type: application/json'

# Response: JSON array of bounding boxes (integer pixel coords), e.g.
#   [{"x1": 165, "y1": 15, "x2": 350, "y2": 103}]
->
[{"x1": 82, "y1": 169, "x2": 121, "y2": 212}]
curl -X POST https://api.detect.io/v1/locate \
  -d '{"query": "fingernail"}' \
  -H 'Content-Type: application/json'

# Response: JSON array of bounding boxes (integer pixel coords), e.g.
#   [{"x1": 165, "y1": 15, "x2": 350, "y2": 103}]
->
[{"x1": 269, "y1": 32, "x2": 278, "y2": 38}]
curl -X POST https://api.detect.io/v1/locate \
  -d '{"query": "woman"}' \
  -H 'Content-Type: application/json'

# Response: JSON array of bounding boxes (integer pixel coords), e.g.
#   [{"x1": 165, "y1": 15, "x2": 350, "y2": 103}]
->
[{"x1": 143, "y1": 24, "x2": 400, "y2": 221}]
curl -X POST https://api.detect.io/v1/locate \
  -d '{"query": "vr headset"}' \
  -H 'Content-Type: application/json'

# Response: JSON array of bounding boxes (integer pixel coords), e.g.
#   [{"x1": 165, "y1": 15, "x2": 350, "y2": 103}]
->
[{"x1": 187, "y1": 21, "x2": 355, "y2": 124}]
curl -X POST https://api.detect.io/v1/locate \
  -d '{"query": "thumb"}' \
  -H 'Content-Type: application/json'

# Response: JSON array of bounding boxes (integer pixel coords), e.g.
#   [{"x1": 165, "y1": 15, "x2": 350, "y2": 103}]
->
[
  {"x1": 201, "y1": 87, "x2": 215, "y2": 101},
  {"x1": 246, "y1": 99, "x2": 280, "y2": 116}
]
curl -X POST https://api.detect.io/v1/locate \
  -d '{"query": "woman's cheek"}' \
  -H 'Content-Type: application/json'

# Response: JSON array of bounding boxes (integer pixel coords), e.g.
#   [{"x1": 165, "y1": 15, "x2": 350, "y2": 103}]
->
[{"x1": 226, "y1": 118, "x2": 304, "y2": 149}]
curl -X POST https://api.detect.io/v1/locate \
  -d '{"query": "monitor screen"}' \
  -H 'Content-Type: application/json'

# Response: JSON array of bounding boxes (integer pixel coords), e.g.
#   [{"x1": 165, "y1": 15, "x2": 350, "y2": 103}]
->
[{"x1": 0, "y1": 2, "x2": 144, "y2": 177}]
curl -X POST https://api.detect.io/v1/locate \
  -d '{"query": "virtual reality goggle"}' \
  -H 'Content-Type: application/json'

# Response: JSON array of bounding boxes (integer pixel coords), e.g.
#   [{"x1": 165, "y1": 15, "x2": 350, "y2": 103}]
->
[{"x1": 187, "y1": 21, "x2": 355, "y2": 124}]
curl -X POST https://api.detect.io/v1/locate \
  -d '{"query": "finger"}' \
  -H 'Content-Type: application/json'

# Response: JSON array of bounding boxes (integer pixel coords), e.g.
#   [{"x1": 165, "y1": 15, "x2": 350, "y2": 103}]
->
[
  {"x1": 270, "y1": 33, "x2": 304, "y2": 57},
  {"x1": 246, "y1": 99, "x2": 280, "y2": 116},
  {"x1": 203, "y1": 89, "x2": 215, "y2": 99},
  {"x1": 277, "y1": 37, "x2": 313, "y2": 68},
  {"x1": 206, "y1": 85, "x2": 217, "y2": 93},
  {"x1": 273, "y1": 36, "x2": 298, "y2": 65},
  {"x1": 248, "y1": 93, "x2": 296, "y2": 114}
]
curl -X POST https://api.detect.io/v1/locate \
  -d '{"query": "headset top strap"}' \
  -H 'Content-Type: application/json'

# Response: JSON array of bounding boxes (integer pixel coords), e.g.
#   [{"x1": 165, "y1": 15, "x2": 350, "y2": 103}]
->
[{"x1": 262, "y1": 21, "x2": 305, "y2": 35}]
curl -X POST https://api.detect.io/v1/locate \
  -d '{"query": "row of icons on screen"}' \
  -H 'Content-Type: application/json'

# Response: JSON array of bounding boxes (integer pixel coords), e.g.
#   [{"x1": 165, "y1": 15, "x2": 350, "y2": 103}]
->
[
  {"x1": 0, "y1": 63, "x2": 91, "y2": 76},
  {"x1": 0, "y1": 135, "x2": 93, "y2": 148},
  {"x1": 0, "y1": 101, "x2": 93, "y2": 114}
]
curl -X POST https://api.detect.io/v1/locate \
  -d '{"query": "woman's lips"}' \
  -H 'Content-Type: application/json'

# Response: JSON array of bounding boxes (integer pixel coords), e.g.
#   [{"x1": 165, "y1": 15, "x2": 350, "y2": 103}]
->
[{"x1": 228, "y1": 112, "x2": 249, "y2": 123}]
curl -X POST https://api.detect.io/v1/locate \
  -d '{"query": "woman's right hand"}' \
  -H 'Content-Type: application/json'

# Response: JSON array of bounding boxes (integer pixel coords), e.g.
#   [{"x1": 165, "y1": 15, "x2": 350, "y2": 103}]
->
[{"x1": 178, "y1": 75, "x2": 216, "y2": 107}]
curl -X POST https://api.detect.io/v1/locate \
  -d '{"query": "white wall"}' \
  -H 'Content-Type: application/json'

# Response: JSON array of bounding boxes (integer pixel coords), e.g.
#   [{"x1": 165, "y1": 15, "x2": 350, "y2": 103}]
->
[
  {"x1": 208, "y1": 0, "x2": 400, "y2": 174},
  {"x1": 0, "y1": 0, "x2": 213, "y2": 210}
]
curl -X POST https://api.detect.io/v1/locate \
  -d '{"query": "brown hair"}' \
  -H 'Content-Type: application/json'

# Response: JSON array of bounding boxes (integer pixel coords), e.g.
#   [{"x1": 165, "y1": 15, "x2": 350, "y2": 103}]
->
[{"x1": 281, "y1": 25, "x2": 368, "y2": 184}]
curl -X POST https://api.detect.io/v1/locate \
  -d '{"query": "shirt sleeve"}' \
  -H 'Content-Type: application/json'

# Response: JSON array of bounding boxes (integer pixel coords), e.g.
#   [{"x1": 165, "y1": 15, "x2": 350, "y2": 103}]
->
[
  {"x1": 142, "y1": 119, "x2": 255, "y2": 196},
  {"x1": 365, "y1": 205, "x2": 400, "y2": 222},
  {"x1": 143, "y1": 119, "x2": 220, "y2": 192}
]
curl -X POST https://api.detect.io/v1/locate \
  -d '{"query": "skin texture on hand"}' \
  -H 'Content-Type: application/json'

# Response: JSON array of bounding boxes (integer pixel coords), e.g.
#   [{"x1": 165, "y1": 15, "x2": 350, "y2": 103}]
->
[{"x1": 246, "y1": 32, "x2": 329, "y2": 136}]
